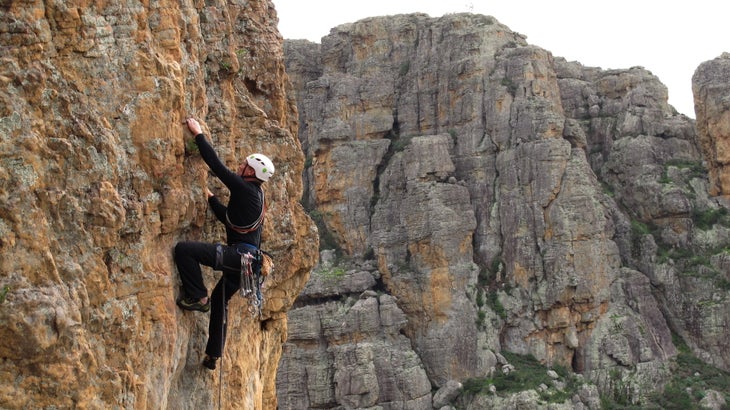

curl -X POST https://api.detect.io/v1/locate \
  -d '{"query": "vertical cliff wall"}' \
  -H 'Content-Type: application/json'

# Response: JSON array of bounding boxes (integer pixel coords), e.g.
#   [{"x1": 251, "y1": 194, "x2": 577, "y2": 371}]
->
[
  {"x1": 0, "y1": 1, "x2": 317, "y2": 409},
  {"x1": 694, "y1": 52, "x2": 730, "y2": 198}
]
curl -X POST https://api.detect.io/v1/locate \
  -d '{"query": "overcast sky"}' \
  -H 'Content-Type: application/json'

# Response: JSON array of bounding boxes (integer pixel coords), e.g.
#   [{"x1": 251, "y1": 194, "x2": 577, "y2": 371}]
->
[{"x1": 274, "y1": 0, "x2": 728, "y2": 118}]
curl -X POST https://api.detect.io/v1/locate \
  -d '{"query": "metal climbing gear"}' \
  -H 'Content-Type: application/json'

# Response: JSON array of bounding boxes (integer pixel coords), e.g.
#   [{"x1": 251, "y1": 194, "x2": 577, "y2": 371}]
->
[
  {"x1": 214, "y1": 243, "x2": 265, "y2": 318},
  {"x1": 238, "y1": 247, "x2": 263, "y2": 318}
]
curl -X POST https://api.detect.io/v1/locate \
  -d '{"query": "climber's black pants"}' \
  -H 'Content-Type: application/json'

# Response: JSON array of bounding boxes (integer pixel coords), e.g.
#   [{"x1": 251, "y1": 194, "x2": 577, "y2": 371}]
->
[{"x1": 174, "y1": 241, "x2": 246, "y2": 358}]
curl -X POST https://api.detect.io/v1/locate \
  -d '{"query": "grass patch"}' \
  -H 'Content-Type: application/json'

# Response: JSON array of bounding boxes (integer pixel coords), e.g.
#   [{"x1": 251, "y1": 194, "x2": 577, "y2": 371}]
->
[
  {"x1": 185, "y1": 138, "x2": 199, "y2": 155},
  {"x1": 475, "y1": 289, "x2": 485, "y2": 308},
  {"x1": 692, "y1": 207, "x2": 729, "y2": 230},
  {"x1": 660, "y1": 159, "x2": 706, "y2": 185},
  {"x1": 645, "y1": 333, "x2": 730, "y2": 409},
  {"x1": 599, "y1": 333, "x2": 730, "y2": 409},
  {"x1": 630, "y1": 219, "x2": 655, "y2": 258},
  {"x1": 657, "y1": 246, "x2": 693, "y2": 264},
  {"x1": 478, "y1": 258, "x2": 502, "y2": 286},
  {"x1": 317, "y1": 266, "x2": 346, "y2": 281},
  {"x1": 474, "y1": 258, "x2": 507, "y2": 321},
  {"x1": 391, "y1": 135, "x2": 413, "y2": 152},
  {"x1": 476, "y1": 309, "x2": 487, "y2": 329},
  {"x1": 630, "y1": 220, "x2": 651, "y2": 236},
  {"x1": 717, "y1": 278, "x2": 730, "y2": 291},
  {"x1": 664, "y1": 159, "x2": 706, "y2": 180},
  {"x1": 601, "y1": 181, "x2": 615, "y2": 197},
  {"x1": 487, "y1": 291, "x2": 506, "y2": 319},
  {"x1": 461, "y1": 351, "x2": 579, "y2": 404},
  {"x1": 501, "y1": 77, "x2": 517, "y2": 96},
  {"x1": 219, "y1": 61, "x2": 232, "y2": 71},
  {"x1": 0, "y1": 285, "x2": 8, "y2": 304}
]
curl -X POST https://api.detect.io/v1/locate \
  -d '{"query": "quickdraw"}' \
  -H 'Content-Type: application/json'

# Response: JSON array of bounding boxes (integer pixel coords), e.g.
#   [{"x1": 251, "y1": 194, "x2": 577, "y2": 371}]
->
[{"x1": 239, "y1": 250, "x2": 263, "y2": 318}]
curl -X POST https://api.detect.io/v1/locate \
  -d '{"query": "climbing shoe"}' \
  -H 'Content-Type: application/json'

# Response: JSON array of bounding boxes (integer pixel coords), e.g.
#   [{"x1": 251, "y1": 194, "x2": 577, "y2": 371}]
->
[
  {"x1": 202, "y1": 355, "x2": 219, "y2": 370},
  {"x1": 176, "y1": 296, "x2": 210, "y2": 312}
]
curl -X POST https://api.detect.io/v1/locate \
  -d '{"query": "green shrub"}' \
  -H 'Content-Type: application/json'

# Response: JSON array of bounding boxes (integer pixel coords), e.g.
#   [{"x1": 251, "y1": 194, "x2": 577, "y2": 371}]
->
[
  {"x1": 644, "y1": 332, "x2": 730, "y2": 408},
  {"x1": 501, "y1": 78, "x2": 517, "y2": 95},
  {"x1": 601, "y1": 181, "x2": 615, "y2": 197},
  {"x1": 478, "y1": 267, "x2": 493, "y2": 286},
  {"x1": 462, "y1": 377, "x2": 489, "y2": 395},
  {"x1": 185, "y1": 138, "x2": 199, "y2": 155},
  {"x1": 318, "y1": 266, "x2": 346, "y2": 281},
  {"x1": 476, "y1": 309, "x2": 486, "y2": 328},
  {"x1": 664, "y1": 159, "x2": 706, "y2": 179},
  {"x1": 0, "y1": 285, "x2": 8, "y2": 304},
  {"x1": 630, "y1": 220, "x2": 653, "y2": 258},
  {"x1": 630, "y1": 220, "x2": 651, "y2": 236},
  {"x1": 487, "y1": 291, "x2": 506, "y2": 319},
  {"x1": 475, "y1": 289, "x2": 485, "y2": 308},
  {"x1": 391, "y1": 135, "x2": 413, "y2": 152},
  {"x1": 399, "y1": 61, "x2": 410, "y2": 76},
  {"x1": 717, "y1": 278, "x2": 730, "y2": 291},
  {"x1": 692, "y1": 207, "x2": 729, "y2": 230}
]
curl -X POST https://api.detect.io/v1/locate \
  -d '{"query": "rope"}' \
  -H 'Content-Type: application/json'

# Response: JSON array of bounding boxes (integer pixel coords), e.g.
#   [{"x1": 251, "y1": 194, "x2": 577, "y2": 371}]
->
[
  {"x1": 218, "y1": 279, "x2": 226, "y2": 410},
  {"x1": 214, "y1": 250, "x2": 261, "y2": 410}
]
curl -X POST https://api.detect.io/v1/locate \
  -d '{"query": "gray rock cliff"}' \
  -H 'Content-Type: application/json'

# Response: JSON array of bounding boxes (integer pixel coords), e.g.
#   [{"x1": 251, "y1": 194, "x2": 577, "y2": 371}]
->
[{"x1": 280, "y1": 13, "x2": 730, "y2": 409}]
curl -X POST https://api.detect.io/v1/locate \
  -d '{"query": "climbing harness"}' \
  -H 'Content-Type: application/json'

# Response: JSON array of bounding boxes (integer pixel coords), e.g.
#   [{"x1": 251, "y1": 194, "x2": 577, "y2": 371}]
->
[
  {"x1": 214, "y1": 243, "x2": 266, "y2": 318},
  {"x1": 226, "y1": 189, "x2": 265, "y2": 234}
]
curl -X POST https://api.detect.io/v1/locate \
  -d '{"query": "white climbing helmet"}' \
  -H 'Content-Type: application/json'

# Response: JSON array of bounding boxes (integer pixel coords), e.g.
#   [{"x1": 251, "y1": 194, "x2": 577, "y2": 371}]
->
[{"x1": 246, "y1": 153, "x2": 275, "y2": 182}]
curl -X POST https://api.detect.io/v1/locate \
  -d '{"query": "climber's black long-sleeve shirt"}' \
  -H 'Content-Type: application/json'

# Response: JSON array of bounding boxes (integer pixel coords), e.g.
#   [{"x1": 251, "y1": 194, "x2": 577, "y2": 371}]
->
[{"x1": 195, "y1": 133, "x2": 263, "y2": 246}]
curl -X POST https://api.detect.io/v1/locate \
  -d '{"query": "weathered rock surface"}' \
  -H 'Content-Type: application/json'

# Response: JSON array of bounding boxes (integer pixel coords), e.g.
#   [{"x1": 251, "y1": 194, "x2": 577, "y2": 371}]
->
[
  {"x1": 457, "y1": 385, "x2": 601, "y2": 410},
  {"x1": 278, "y1": 262, "x2": 432, "y2": 409},
  {"x1": 0, "y1": 1, "x2": 317, "y2": 409},
  {"x1": 281, "y1": 12, "x2": 730, "y2": 408},
  {"x1": 694, "y1": 52, "x2": 730, "y2": 198}
]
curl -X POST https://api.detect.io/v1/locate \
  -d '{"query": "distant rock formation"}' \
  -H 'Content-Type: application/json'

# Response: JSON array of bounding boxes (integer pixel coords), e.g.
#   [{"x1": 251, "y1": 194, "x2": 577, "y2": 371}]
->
[
  {"x1": 281, "y1": 13, "x2": 730, "y2": 408},
  {"x1": 694, "y1": 52, "x2": 730, "y2": 198}
]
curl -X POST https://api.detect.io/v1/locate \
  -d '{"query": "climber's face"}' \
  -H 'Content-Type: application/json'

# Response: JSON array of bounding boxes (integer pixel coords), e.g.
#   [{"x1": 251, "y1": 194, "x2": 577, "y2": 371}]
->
[{"x1": 238, "y1": 163, "x2": 255, "y2": 177}]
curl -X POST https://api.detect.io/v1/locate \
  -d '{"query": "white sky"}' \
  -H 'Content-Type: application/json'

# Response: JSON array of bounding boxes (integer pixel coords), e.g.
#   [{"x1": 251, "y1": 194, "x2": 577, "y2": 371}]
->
[{"x1": 274, "y1": 0, "x2": 729, "y2": 118}]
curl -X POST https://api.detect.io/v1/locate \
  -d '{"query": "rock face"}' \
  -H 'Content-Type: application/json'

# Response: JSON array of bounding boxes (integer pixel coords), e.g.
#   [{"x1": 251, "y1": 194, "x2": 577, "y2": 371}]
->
[
  {"x1": 277, "y1": 256, "x2": 432, "y2": 409},
  {"x1": 694, "y1": 52, "x2": 730, "y2": 198},
  {"x1": 0, "y1": 1, "x2": 317, "y2": 409},
  {"x1": 281, "y1": 13, "x2": 730, "y2": 408}
]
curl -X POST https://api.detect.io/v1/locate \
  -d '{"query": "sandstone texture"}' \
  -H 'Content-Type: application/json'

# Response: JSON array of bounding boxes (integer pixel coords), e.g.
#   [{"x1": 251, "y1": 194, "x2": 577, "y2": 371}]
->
[
  {"x1": 281, "y1": 13, "x2": 730, "y2": 408},
  {"x1": 0, "y1": 1, "x2": 317, "y2": 409}
]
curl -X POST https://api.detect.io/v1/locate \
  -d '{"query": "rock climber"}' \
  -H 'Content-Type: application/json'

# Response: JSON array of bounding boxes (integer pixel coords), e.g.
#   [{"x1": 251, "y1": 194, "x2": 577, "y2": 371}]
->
[{"x1": 175, "y1": 117, "x2": 275, "y2": 370}]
